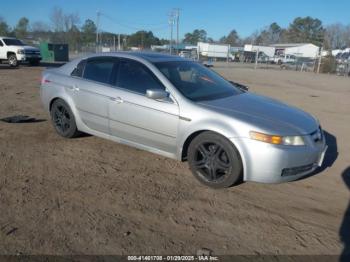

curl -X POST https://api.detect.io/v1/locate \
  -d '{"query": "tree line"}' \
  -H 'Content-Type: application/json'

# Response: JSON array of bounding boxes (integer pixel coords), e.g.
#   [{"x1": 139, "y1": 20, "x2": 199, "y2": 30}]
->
[
  {"x1": 184, "y1": 17, "x2": 350, "y2": 49},
  {"x1": 1, "y1": 9, "x2": 349, "y2": 50},
  {"x1": 0, "y1": 7, "x2": 169, "y2": 51}
]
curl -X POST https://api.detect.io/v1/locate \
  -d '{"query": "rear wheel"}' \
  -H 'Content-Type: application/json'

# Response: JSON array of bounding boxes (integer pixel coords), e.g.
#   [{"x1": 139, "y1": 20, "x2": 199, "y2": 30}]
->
[
  {"x1": 8, "y1": 54, "x2": 18, "y2": 67},
  {"x1": 50, "y1": 99, "x2": 80, "y2": 138},
  {"x1": 188, "y1": 131, "x2": 243, "y2": 188}
]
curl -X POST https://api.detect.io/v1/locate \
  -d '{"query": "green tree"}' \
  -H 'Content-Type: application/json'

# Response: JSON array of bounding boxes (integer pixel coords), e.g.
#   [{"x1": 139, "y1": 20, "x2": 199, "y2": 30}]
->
[
  {"x1": 220, "y1": 30, "x2": 240, "y2": 45},
  {"x1": 286, "y1": 16, "x2": 324, "y2": 46},
  {"x1": 81, "y1": 19, "x2": 97, "y2": 44},
  {"x1": 15, "y1": 17, "x2": 29, "y2": 39},
  {"x1": 254, "y1": 23, "x2": 282, "y2": 45},
  {"x1": 160, "y1": 38, "x2": 170, "y2": 45},
  {"x1": 269, "y1": 22, "x2": 282, "y2": 43},
  {"x1": 183, "y1": 29, "x2": 207, "y2": 44},
  {"x1": 207, "y1": 37, "x2": 215, "y2": 43},
  {"x1": 128, "y1": 31, "x2": 160, "y2": 48},
  {"x1": 0, "y1": 17, "x2": 10, "y2": 36}
]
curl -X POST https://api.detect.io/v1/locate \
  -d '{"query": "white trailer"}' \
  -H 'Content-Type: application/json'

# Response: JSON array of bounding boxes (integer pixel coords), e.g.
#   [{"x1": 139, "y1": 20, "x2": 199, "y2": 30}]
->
[
  {"x1": 244, "y1": 44, "x2": 275, "y2": 58},
  {"x1": 197, "y1": 42, "x2": 234, "y2": 60},
  {"x1": 285, "y1": 44, "x2": 319, "y2": 58},
  {"x1": 271, "y1": 43, "x2": 320, "y2": 58}
]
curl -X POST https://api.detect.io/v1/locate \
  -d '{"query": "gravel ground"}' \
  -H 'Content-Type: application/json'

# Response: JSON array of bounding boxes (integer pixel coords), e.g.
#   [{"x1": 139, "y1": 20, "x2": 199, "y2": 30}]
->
[{"x1": 0, "y1": 63, "x2": 349, "y2": 256}]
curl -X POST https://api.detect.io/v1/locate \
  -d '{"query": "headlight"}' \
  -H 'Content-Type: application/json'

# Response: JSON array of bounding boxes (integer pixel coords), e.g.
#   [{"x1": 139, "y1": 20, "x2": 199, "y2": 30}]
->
[
  {"x1": 282, "y1": 136, "x2": 305, "y2": 146},
  {"x1": 17, "y1": 49, "x2": 25, "y2": 54},
  {"x1": 250, "y1": 131, "x2": 305, "y2": 146}
]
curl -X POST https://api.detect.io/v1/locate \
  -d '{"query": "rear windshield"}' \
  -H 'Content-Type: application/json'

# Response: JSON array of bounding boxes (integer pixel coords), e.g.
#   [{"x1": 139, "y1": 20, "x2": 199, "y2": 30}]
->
[
  {"x1": 3, "y1": 38, "x2": 25, "y2": 46},
  {"x1": 154, "y1": 61, "x2": 242, "y2": 101}
]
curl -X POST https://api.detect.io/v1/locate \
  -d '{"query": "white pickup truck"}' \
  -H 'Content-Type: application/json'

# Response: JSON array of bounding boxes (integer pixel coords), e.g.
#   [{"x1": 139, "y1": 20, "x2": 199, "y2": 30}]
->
[
  {"x1": 0, "y1": 36, "x2": 41, "y2": 67},
  {"x1": 273, "y1": 54, "x2": 297, "y2": 65}
]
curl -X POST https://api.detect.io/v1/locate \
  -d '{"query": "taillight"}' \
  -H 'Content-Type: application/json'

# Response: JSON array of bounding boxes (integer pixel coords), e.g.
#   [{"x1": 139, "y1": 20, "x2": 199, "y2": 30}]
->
[{"x1": 40, "y1": 77, "x2": 51, "y2": 84}]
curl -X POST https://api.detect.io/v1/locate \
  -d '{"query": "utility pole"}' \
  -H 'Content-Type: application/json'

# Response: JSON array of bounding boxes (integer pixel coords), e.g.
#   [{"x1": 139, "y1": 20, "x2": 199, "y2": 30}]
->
[
  {"x1": 227, "y1": 44, "x2": 230, "y2": 63},
  {"x1": 96, "y1": 11, "x2": 101, "y2": 53},
  {"x1": 168, "y1": 12, "x2": 175, "y2": 55},
  {"x1": 317, "y1": 46, "x2": 323, "y2": 74},
  {"x1": 118, "y1": 34, "x2": 121, "y2": 51},
  {"x1": 141, "y1": 31, "x2": 144, "y2": 50},
  {"x1": 173, "y1": 8, "x2": 180, "y2": 54},
  {"x1": 113, "y1": 35, "x2": 116, "y2": 51},
  {"x1": 254, "y1": 48, "x2": 259, "y2": 69}
]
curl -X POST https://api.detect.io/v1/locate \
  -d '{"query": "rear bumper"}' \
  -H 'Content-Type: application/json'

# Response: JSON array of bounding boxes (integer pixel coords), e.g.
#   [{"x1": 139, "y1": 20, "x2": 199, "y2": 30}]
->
[{"x1": 231, "y1": 136, "x2": 327, "y2": 183}]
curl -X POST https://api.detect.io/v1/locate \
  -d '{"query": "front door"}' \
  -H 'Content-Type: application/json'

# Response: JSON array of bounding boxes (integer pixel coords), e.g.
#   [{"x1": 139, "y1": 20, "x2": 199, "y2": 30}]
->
[{"x1": 108, "y1": 58, "x2": 179, "y2": 155}]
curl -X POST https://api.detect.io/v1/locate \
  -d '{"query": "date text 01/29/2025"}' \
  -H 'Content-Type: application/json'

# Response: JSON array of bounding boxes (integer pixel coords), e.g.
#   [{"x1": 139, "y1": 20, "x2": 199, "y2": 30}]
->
[{"x1": 127, "y1": 255, "x2": 219, "y2": 261}]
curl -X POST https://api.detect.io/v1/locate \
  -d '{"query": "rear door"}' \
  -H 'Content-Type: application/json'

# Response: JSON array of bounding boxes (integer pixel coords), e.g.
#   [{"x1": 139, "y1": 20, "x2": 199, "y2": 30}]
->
[
  {"x1": 69, "y1": 57, "x2": 117, "y2": 134},
  {"x1": 108, "y1": 58, "x2": 179, "y2": 155}
]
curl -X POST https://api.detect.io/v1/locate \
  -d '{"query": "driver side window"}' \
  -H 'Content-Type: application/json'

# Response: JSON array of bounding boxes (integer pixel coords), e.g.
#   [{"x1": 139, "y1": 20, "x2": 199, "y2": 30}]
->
[{"x1": 116, "y1": 59, "x2": 165, "y2": 94}]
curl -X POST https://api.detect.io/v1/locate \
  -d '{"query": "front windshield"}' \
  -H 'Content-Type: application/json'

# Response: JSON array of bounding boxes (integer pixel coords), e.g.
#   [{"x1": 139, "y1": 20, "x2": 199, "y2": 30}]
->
[
  {"x1": 154, "y1": 61, "x2": 242, "y2": 101},
  {"x1": 3, "y1": 38, "x2": 24, "y2": 46}
]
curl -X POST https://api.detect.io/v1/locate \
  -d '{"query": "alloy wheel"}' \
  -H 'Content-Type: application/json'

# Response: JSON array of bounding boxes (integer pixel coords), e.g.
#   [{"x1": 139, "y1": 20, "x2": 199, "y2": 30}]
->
[
  {"x1": 52, "y1": 105, "x2": 71, "y2": 134},
  {"x1": 9, "y1": 56, "x2": 17, "y2": 66},
  {"x1": 193, "y1": 142, "x2": 231, "y2": 182}
]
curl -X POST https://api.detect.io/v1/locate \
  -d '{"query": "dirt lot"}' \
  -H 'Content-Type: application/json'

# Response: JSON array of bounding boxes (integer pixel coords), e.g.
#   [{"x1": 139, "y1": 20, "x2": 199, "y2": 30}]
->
[{"x1": 0, "y1": 63, "x2": 349, "y2": 256}]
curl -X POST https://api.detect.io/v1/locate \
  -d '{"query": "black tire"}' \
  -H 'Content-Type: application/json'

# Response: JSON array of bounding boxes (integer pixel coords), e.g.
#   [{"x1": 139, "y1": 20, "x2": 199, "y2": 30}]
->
[
  {"x1": 50, "y1": 99, "x2": 80, "y2": 138},
  {"x1": 188, "y1": 131, "x2": 243, "y2": 189},
  {"x1": 8, "y1": 54, "x2": 18, "y2": 67},
  {"x1": 29, "y1": 60, "x2": 40, "y2": 66}
]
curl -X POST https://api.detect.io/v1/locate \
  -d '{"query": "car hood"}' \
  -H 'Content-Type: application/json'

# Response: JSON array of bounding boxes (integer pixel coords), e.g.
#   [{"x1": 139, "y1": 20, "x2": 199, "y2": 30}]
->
[
  {"x1": 22, "y1": 46, "x2": 40, "y2": 51},
  {"x1": 198, "y1": 92, "x2": 318, "y2": 135}
]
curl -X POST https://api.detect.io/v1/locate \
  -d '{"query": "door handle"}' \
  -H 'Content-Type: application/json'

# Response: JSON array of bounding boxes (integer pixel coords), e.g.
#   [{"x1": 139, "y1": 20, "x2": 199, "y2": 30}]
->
[
  {"x1": 110, "y1": 97, "x2": 123, "y2": 103},
  {"x1": 67, "y1": 85, "x2": 79, "y2": 91}
]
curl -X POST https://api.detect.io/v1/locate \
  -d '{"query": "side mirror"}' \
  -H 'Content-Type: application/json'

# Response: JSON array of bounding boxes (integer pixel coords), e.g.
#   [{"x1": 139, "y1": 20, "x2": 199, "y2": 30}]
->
[
  {"x1": 229, "y1": 81, "x2": 249, "y2": 92},
  {"x1": 146, "y1": 89, "x2": 169, "y2": 100}
]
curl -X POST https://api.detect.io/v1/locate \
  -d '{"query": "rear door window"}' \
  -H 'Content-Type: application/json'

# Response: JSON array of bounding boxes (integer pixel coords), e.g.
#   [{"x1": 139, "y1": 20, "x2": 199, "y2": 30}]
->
[
  {"x1": 83, "y1": 58, "x2": 116, "y2": 85},
  {"x1": 71, "y1": 60, "x2": 86, "y2": 77}
]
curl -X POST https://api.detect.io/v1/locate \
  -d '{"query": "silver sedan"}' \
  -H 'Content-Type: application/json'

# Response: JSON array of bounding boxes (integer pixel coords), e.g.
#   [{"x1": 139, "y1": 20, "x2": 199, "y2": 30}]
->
[{"x1": 40, "y1": 52, "x2": 327, "y2": 188}]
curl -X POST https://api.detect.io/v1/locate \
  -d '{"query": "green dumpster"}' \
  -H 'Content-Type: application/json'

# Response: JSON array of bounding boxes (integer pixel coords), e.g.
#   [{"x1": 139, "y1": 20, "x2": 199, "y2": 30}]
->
[{"x1": 39, "y1": 42, "x2": 69, "y2": 62}]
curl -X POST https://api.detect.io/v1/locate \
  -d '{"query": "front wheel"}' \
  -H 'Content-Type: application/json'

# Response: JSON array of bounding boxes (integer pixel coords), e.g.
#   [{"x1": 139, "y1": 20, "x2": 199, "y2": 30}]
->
[
  {"x1": 188, "y1": 131, "x2": 243, "y2": 188},
  {"x1": 8, "y1": 54, "x2": 19, "y2": 67}
]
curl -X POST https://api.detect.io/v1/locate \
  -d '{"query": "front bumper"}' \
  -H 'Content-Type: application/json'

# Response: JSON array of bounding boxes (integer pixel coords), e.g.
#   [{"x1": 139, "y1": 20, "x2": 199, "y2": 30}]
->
[
  {"x1": 17, "y1": 54, "x2": 41, "y2": 61},
  {"x1": 231, "y1": 134, "x2": 327, "y2": 183}
]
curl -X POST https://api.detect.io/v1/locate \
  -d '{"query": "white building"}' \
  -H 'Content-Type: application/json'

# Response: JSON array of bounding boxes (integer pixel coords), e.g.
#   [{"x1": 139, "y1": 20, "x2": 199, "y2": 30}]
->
[
  {"x1": 244, "y1": 44, "x2": 275, "y2": 57},
  {"x1": 270, "y1": 43, "x2": 320, "y2": 58}
]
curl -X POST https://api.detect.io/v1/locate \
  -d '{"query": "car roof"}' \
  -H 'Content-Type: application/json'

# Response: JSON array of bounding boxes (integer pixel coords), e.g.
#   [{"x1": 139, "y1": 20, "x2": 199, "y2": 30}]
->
[
  {"x1": 89, "y1": 51, "x2": 187, "y2": 63},
  {"x1": 55, "y1": 51, "x2": 192, "y2": 76},
  {"x1": 0, "y1": 36, "x2": 17, "y2": 39}
]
